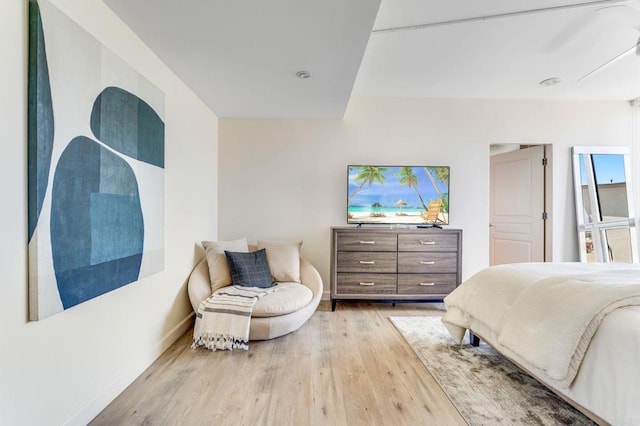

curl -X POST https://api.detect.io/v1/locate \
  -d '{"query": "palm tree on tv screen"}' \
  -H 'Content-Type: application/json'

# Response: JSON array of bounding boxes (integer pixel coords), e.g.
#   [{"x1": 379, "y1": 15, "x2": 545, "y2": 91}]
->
[
  {"x1": 396, "y1": 167, "x2": 429, "y2": 211},
  {"x1": 423, "y1": 166, "x2": 449, "y2": 211},
  {"x1": 348, "y1": 166, "x2": 389, "y2": 203}
]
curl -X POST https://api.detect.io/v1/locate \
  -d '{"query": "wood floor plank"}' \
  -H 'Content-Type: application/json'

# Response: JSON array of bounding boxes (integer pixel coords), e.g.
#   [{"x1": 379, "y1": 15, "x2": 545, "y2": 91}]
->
[{"x1": 91, "y1": 302, "x2": 466, "y2": 425}]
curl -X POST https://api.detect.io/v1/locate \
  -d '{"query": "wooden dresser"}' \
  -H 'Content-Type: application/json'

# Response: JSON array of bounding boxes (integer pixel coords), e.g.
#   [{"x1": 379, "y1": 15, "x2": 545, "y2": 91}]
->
[{"x1": 330, "y1": 227, "x2": 462, "y2": 311}]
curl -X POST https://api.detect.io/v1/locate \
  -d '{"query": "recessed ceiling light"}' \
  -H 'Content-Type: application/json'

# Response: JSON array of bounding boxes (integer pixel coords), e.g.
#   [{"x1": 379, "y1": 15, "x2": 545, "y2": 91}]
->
[
  {"x1": 296, "y1": 70, "x2": 311, "y2": 79},
  {"x1": 539, "y1": 77, "x2": 561, "y2": 87}
]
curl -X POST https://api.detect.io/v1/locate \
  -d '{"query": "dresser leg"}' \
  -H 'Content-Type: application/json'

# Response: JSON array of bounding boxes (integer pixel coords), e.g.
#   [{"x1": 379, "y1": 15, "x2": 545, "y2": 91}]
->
[{"x1": 331, "y1": 300, "x2": 337, "y2": 311}]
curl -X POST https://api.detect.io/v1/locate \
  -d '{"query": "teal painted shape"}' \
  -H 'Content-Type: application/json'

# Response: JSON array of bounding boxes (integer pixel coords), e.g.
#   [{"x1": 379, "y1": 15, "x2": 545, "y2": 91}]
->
[
  {"x1": 90, "y1": 86, "x2": 164, "y2": 168},
  {"x1": 51, "y1": 136, "x2": 144, "y2": 309},
  {"x1": 27, "y1": 0, "x2": 55, "y2": 241},
  {"x1": 89, "y1": 193, "x2": 144, "y2": 265},
  {"x1": 99, "y1": 144, "x2": 139, "y2": 195}
]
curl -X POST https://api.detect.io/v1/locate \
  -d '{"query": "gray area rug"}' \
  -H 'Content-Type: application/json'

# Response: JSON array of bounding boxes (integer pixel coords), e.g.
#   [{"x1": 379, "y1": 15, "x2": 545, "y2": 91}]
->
[{"x1": 390, "y1": 316, "x2": 595, "y2": 426}]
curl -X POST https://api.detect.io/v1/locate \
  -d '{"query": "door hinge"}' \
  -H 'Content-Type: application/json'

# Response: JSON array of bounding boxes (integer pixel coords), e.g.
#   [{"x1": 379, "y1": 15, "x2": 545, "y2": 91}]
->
[
  {"x1": 542, "y1": 212, "x2": 548, "y2": 220},
  {"x1": 542, "y1": 158, "x2": 548, "y2": 166}
]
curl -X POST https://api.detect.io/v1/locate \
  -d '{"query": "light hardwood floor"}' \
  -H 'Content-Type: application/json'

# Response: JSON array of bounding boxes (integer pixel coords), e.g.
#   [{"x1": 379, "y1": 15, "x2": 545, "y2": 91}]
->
[{"x1": 91, "y1": 302, "x2": 466, "y2": 425}]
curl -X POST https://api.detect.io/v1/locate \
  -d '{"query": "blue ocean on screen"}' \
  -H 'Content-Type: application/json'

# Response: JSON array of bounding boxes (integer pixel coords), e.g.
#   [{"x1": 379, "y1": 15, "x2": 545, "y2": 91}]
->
[{"x1": 348, "y1": 206, "x2": 426, "y2": 213}]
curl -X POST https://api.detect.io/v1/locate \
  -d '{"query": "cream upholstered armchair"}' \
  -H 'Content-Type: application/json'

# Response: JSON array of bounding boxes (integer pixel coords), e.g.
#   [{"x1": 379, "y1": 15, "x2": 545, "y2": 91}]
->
[{"x1": 188, "y1": 242, "x2": 322, "y2": 340}]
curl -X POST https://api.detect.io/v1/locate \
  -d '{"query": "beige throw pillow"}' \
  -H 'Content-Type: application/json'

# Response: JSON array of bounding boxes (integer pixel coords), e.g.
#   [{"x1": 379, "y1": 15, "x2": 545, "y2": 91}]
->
[
  {"x1": 202, "y1": 238, "x2": 249, "y2": 292},
  {"x1": 257, "y1": 240, "x2": 302, "y2": 283}
]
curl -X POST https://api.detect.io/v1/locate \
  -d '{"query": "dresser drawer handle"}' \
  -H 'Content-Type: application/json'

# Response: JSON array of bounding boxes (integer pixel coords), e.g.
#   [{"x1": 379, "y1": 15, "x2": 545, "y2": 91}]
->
[
  {"x1": 420, "y1": 261, "x2": 435, "y2": 265},
  {"x1": 359, "y1": 282, "x2": 375, "y2": 286},
  {"x1": 419, "y1": 282, "x2": 436, "y2": 286},
  {"x1": 359, "y1": 260, "x2": 376, "y2": 265},
  {"x1": 359, "y1": 241, "x2": 376, "y2": 244},
  {"x1": 420, "y1": 241, "x2": 436, "y2": 245}
]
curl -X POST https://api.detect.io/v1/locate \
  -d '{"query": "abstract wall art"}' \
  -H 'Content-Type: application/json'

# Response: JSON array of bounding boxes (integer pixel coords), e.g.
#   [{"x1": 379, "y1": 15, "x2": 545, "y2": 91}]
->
[{"x1": 28, "y1": 0, "x2": 165, "y2": 320}]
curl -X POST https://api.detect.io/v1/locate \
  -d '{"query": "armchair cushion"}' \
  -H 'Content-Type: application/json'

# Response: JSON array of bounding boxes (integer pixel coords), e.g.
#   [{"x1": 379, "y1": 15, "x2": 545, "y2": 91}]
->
[
  {"x1": 202, "y1": 237, "x2": 248, "y2": 292},
  {"x1": 257, "y1": 239, "x2": 303, "y2": 283},
  {"x1": 252, "y1": 282, "x2": 313, "y2": 317},
  {"x1": 225, "y1": 249, "x2": 276, "y2": 288}
]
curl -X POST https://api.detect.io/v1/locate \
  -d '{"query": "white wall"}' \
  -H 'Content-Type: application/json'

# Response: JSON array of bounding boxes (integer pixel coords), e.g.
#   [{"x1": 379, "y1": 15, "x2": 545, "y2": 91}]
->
[
  {"x1": 219, "y1": 97, "x2": 634, "y2": 290},
  {"x1": 0, "y1": 1, "x2": 218, "y2": 424}
]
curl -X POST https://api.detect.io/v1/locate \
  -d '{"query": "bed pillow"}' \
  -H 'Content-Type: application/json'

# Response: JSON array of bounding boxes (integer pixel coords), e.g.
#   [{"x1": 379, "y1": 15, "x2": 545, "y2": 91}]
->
[
  {"x1": 201, "y1": 238, "x2": 249, "y2": 292},
  {"x1": 257, "y1": 240, "x2": 302, "y2": 283},
  {"x1": 224, "y1": 249, "x2": 275, "y2": 288}
]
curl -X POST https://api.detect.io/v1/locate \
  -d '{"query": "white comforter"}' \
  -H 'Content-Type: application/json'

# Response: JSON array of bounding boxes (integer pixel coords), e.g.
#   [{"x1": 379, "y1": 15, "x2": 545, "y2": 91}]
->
[{"x1": 442, "y1": 262, "x2": 640, "y2": 389}]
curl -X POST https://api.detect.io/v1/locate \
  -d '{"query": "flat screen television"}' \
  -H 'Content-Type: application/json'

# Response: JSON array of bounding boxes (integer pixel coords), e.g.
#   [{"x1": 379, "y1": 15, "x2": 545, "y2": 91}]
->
[{"x1": 347, "y1": 165, "x2": 450, "y2": 225}]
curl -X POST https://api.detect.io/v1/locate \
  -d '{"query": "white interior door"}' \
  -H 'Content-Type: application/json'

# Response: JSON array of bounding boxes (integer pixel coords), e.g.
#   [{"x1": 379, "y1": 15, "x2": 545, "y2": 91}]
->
[{"x1": 490, "y1": 145, "x2": 546, "y2": 265}]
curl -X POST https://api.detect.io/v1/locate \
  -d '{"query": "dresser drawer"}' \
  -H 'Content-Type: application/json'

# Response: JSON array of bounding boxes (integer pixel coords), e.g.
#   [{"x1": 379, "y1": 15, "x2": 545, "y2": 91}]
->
[
  {"x1": 397, "y1": 274, "x2": 457, "y2": 295},
  {"x1": 398, "y1": 252, "x2": 457, "y2": 273},
  {"x1": 336, "y1": 232, "x2": 397, "y2": 252},
  {"x1": 336, "y1": 273, "x2": 397, "y2": 295},
  {"x1": 398, "y1": 233, "x2": 459, "y2": 252},
  {"x1": 337, "y1": 252, "x2": 397, "y2": 273}
]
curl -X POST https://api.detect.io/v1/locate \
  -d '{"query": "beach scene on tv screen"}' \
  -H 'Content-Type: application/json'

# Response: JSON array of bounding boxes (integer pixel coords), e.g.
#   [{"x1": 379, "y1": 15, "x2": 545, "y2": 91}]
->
[{"x1": 348, "y1": 166, "x2": 449, "y2": 225}]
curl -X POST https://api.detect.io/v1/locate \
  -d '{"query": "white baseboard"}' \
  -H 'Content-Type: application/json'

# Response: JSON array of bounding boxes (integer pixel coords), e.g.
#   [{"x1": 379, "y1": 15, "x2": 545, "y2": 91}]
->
[{"x1": 62, "y1": 312, "x2": 195, "y2": 426}]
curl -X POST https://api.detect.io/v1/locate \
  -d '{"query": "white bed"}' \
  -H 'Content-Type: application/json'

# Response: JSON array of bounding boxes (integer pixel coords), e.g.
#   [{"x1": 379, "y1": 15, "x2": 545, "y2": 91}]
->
[{"x1": 442, "y1": 262, "x2": 640, "y2": 426}]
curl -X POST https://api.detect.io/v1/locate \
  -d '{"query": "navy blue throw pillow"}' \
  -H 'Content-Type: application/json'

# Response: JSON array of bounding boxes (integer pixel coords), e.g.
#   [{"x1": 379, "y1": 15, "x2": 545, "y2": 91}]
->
[{"x1": 224, "y1": 249, "x2": 276, "y2": 288}]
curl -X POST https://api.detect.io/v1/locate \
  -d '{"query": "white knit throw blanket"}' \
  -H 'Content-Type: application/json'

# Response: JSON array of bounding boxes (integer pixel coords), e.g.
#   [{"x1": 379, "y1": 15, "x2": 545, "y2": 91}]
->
[{"x1": 192, "y1": 285, "x2": 274, "y2": 351}]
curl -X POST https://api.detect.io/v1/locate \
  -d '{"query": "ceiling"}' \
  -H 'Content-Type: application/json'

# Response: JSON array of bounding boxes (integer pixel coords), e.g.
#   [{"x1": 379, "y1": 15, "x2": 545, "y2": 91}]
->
[{"x1": 104, "y1": 0, "x2": 640, "y2": 119}]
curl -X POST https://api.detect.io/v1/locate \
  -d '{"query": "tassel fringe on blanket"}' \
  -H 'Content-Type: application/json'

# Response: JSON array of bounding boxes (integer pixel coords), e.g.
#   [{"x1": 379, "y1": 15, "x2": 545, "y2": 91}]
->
[
  {"x1": 192, "y1": 285, "x2": 275, "y2": 351},
  {"x1": 193, "y1": 333, "x2": 249, "y2": 351}
]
